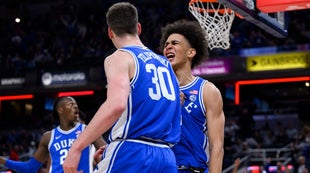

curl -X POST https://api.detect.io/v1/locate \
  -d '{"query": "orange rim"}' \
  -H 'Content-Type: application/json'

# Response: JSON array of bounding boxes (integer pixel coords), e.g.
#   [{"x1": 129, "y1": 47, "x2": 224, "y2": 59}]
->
[{"x1": 189, "y1": 0, "x2": 243, "y2": 18}]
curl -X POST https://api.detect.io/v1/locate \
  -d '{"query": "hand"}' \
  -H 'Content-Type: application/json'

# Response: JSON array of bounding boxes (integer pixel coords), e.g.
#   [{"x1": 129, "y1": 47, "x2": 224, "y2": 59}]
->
[
  {"x1": 180, "y1": 91, "x2": 185, "y2": 105},
  {"x1": 93, "y1": 145, "x2": 107, "y2": 165},
  {"x1": 62, "y1": 149, "x2": 82, "y2": 173},
  {"x1": 234, "y1": 158, "x2": 240, "y2": 168},
  {"x1": 0, "y1": 157, "x2": 6, "y2": 165}
]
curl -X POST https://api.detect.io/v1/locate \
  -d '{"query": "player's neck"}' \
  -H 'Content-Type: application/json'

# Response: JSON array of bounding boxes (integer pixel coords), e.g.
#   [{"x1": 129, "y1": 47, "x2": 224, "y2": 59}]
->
[
  {"x1": 174, "y1": 68, "x2": 195, "y2": 86},
  {"x1": 114, "y1": 35, "x2": 144, "y2": 49},
  {"x1": 59, "y1": 121, "x2": 78, "y2": 131}
]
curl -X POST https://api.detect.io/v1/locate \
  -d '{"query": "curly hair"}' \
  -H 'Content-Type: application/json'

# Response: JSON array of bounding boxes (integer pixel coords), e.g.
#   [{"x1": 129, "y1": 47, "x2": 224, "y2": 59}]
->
[{"x1": 159, "y1": 20, "x2": 209, "y2": 68}]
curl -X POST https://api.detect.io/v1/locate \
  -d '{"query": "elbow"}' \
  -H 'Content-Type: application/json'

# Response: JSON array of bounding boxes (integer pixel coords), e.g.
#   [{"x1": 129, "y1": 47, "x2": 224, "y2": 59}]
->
[
  {"x1": 105, "y1": 89, "x2": 128, "y2": 118},
  {"x1": 114, "y1": 104, "x2": 126, "y2": 114},
  {"x1": 109, "y1": 99, "x2": 127, "y2": 116},
  {"x1": 115, "y1": 97, "x2": 127, "y2": 112}
]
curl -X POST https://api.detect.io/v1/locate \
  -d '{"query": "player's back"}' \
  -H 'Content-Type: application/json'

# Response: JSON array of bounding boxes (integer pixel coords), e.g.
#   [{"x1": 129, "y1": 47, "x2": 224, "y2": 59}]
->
[{"x1": 108, "y1": 46, "x2": 181, "y2": 146}]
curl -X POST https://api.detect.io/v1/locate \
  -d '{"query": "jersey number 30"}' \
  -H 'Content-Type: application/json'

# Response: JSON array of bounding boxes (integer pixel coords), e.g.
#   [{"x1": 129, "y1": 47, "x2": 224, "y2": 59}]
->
[{"x1": 146, "y1": 64, "x2": 176, "y2": 101}]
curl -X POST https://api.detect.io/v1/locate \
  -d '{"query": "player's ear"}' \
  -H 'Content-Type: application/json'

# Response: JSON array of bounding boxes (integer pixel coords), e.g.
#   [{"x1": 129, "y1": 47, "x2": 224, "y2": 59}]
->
[
  {"x1": 187, "y1": 48, "x2": 196, "y2": 59},
  {"x1": 137, "y1": 23, "x2": 142, "y2": 36},
  {"x1": 57, "y1": 107, "x2": 64, "y2": 115},
  {"x1": 108, "y1": 27, "x2": 114, "y2": 39}
]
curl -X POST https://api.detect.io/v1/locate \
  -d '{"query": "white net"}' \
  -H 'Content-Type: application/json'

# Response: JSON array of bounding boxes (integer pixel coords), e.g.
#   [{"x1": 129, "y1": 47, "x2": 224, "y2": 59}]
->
[{"x1": 189, "y1": 0, "x2": 235, "y2": 50}]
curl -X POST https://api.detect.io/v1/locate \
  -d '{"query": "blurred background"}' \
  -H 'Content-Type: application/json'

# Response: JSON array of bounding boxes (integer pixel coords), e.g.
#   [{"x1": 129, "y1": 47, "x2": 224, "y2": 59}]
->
[{"x1": 0, "y1": 0, "x2": 309, "y2": 172}]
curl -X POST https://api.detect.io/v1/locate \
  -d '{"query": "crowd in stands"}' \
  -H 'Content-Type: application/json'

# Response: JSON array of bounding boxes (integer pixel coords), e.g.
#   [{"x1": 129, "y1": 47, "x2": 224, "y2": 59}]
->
[
  {"x1": 0, "y1": 128, "x2": 44, "y2": 160},
  {"x1": 221, "y1": 103, "x2": 310, "y2": 173},
  {"x1": 0, "y1": 0, "x2": 310, "y2": 172},
  {"x1": 1, "y1": 105, "x2": 310, "y2": 172},
  {"x1": 0, "y1": 0, "x2": 309, "y2": 75},
  {"x1": 223, "y1": 111, "x2": 310, "y2": 172}
]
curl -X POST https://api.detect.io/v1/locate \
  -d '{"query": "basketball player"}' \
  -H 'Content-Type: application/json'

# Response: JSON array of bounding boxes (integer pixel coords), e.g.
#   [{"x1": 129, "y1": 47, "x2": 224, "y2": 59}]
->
[
  {"x1": 160, "y1": 20, "x2": 225, "y2": 173},
  {"x1": 0, "y1": 96, "x2": 106, "y2": 173},
  {"x1": 62, "y1": 2, "x2": 181, "y2": 173}
]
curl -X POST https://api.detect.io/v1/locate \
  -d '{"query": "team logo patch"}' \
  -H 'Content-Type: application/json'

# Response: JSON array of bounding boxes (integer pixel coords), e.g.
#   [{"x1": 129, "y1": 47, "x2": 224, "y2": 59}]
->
[
  {"x1": 76, "y1": 130, "x2": 82, "y2": 137},
  {"x1": 189, "y1": 95, "x2": 196, "y2": 102}
]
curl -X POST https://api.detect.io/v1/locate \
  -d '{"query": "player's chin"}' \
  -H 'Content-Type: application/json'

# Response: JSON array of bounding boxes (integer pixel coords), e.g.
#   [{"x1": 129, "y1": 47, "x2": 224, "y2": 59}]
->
[
  {"x1": 168, "y1": 58, "x2": 174, "y2": 63},
  {"x1": 74, "y1": 117, "x2": 80, "y2": 123}
]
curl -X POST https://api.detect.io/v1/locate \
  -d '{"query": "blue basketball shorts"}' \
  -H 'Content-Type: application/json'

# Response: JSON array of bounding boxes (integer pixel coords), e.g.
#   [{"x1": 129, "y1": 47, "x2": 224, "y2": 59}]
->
[{"x1": 94, "y1": 139, "x2": 178, "y2": 173}]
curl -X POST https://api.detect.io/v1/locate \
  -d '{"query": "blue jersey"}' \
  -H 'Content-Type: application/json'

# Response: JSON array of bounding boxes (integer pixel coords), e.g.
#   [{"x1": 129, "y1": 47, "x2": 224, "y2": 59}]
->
[
  {"x1": 48, "y1": 123, "x2": 93, "y2": 173},
  {"x1": 95, "y1": 46, "x2": 181, "y2": 173},
  {"x1": 108, "y1": 46, "x2": 181, "y2": 145},
  {"x1": 172, "y1": 77, "x2": 209, "y2": 170}
]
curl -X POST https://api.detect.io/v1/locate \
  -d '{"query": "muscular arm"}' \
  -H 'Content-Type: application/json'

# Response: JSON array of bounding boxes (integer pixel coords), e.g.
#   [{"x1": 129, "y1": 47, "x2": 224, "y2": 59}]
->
[
  {"x1": 204, "y1": 82, "x2": 225, "y2": 173},
  {"x1": 32, "y1": 131, "x2": 51, "y2": 163},
  {"x1": 73, "y1": 50, "x2": 132, "y2": 151},
  {"x1": 63, "y1": 50, "x2": 134, "y2": 172}
]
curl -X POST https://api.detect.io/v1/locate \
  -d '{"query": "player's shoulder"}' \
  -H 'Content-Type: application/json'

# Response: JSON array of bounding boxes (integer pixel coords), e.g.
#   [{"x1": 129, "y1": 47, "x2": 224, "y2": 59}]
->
[
  {"x1": 105, "y1": 49, "x2": 133, "y2": 64},
  {"x1": 202, "y1": 80, "x2": 221, "y2": 96},
  {"x1": 41, "y1": 130, "x2": 52, "y2": 138},
  {"x1": 40, "y1": 130, "x2": 52, "y2": 145},
  {"x1": 203, "y1": 80, "x2": 216, "y2": 88},
  {"x1": 112, "y1": 48, "x2": 132, "y2": 57}
]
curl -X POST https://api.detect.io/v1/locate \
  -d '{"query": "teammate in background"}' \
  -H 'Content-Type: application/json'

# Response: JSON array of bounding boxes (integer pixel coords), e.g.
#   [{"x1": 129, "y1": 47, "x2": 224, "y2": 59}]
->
[
  {"x1": 0, "y1": 96, "x2": 106, "y2": 173},
  {"x1": 160, "y1": 20, "x2": 225, "y2": 173},
  {"x1": 62, "y1": 2, "x2": 181, "y2": 173}
]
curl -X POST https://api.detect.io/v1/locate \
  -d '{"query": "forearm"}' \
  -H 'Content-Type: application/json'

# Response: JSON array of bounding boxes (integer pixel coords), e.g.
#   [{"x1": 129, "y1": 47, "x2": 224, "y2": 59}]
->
[
  {"x1": 72, "y1": 103, "x2": 119, "y2": 152},
  {"x1": 208, "y1": 146, "x2": 224, "y2": 173}
]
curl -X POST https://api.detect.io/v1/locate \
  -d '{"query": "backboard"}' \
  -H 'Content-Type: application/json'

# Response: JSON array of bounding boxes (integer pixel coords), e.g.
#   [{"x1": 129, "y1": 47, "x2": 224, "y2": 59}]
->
[{"x1": 217, "y1": 0, "x2": 288, "y2": 38}]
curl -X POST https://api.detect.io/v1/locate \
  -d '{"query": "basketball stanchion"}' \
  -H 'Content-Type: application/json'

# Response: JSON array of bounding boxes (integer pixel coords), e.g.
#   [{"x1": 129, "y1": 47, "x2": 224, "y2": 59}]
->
[{"x1": 188, "y1": 0, "x2": 236, "y2": 50}]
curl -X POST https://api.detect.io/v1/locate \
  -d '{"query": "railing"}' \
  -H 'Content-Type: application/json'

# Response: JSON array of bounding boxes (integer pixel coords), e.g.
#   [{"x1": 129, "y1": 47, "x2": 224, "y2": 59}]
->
[
  {"x1": 223, "y1": 145, "x2": 292, "y2": 173},
  {"x1": 250, "y1": 147, "x2": 292, "y2": 165},
  {"x1": 223, "y1": 155, "x2": 250, "y2": 173}
]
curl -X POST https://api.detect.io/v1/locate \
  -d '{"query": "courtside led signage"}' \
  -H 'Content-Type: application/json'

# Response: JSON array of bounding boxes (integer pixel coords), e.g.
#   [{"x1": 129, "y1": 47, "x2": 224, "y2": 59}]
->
[
  {"x1": 246, "y1": 51, "x2": 310, "y2": 72},
  {"x1": 192, "y1": 58, "x2": 232, "y2": 75},
  {"x1": 41, "y1": 71, "x2": 87, "y2": 87},
  {"x1": 235, "y1": 76, "x2": 310, "y2": 104}
]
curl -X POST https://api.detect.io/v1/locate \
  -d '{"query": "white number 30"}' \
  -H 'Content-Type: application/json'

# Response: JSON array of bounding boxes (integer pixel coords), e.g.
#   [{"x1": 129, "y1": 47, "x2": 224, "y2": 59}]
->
[{"x1": 146, "y1": 64, "x2": 176, "y2": 101}]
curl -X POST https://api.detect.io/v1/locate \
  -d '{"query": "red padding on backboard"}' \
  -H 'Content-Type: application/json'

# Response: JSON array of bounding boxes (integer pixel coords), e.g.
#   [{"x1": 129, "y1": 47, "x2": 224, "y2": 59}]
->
[{"x1": 257, "y1": 0, "x2": 310, "y2": 13}]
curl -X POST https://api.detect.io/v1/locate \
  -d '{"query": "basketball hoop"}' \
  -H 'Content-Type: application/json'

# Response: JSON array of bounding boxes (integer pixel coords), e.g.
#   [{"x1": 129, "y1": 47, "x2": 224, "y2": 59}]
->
[{"x1": 189, "y1": 0, "x2": 236, "y2": 50}]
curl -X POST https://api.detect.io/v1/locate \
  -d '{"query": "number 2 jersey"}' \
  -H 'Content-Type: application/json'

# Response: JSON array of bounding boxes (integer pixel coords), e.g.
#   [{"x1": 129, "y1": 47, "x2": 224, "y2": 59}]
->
[
  {"x1": 48, "y1": 123, "x2": 93, "y2": 173},
  {"x1": 108, "y1": 46, "x2": 181, "y2": 146}
]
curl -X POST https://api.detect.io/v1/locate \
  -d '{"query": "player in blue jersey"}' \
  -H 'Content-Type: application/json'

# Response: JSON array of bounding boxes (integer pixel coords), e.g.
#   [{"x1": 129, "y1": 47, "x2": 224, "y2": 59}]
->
[
  {"x1": 160, "y1": 20, "x2": 225, "y2": 173},
  {"x1": 0, "y1": 96, "x2": 106, "y2": 173},
  {"x1": 62, "y1": 2, "x2": 182, "y2": 173}
]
